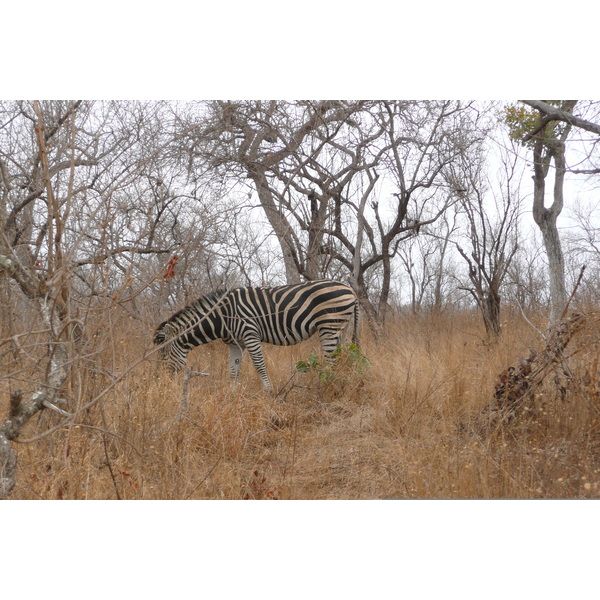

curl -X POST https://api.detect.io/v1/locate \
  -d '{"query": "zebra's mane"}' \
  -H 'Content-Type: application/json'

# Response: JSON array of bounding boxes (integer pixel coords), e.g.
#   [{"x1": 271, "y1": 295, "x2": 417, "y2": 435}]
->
[
  {"x1": 155, "y1": 288, "x2": 229, "y2": 339},
  {"x1": 191, "y1": 288, "x2": 229, "y2": 315}
]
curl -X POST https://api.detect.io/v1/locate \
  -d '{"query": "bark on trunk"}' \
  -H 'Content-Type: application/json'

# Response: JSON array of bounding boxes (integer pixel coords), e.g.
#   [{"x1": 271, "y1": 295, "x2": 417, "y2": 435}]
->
[
  {"x1": 482, "y1": 290, "x2": 501, "y2": 337},
  {"x1": 537, "y1": 217, "x2": 567, "y2": 324},
  {"x1": 378, "y1": 252, "x2": 392, "y2": 320},
  {"x1": 306, "y1": 190, "x2": 328, "y2": 280},
  {"x1": 250, "y1": 168, "x2": 301, "y2": 284},
  {"x1": 532, "y1": 135, "x2": 568, "y2": 324}
]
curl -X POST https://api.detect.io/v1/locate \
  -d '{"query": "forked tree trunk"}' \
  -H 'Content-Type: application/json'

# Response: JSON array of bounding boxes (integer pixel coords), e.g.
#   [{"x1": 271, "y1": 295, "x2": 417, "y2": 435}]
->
[{"x1": 532, "y1": 134, "x2": 568, "y2": 324}]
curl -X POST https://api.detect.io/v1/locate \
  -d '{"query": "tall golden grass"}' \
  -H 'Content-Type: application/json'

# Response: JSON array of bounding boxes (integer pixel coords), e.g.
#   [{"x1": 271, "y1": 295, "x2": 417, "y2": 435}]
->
[{"x1": 5, "y1": 307, "x2": 600, "y2": 499}]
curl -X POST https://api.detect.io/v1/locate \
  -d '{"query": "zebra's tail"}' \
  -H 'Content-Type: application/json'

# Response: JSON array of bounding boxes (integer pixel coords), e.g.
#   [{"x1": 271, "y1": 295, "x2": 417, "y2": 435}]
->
[{"x1": 352, "y1": 301, "x2": 359, "y2": 346}]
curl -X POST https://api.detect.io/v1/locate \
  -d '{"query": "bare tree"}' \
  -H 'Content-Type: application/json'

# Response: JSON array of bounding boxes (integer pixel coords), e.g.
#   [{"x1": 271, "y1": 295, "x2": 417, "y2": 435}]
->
[
  {"x1": 563, "y1": 198, "x2": 600, "y2": 303},
  {"x1": 0, "y1": 101, "x2": 201, "y2": 496},
  {"x1": 454, "y1": 141, "x2": 522, "y2": 336},
  {"x1": 398, "y1": 208, "x2": 459, "y2": 312},
  {"x1": 181, "y1": 101, "x2": 365, "y2": 284},
  {"x1": 505, "y1": 229, "x2": 550, "y2": 313},
  {"x1": 505, "y1": 101, "x2": 581, "y2": 323},
  {"x1": 0, "y1": 101, "x2": 88, "y2": 495},
  {"x1": 180, "y1": 100, "x2": 488, "y2": 321},
  {"x1": 373, "y1": 100, "x2": 485, "y2": 318}
]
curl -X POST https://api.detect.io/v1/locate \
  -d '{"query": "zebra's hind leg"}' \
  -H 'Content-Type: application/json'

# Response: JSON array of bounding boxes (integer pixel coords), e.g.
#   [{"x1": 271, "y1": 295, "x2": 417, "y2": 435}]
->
[
  {"x1": 318, "y1": 328, "x2": 343, "y2": 361},
  {"x1": 228, "y1": 343, "x2": 244, "y2": 391}
]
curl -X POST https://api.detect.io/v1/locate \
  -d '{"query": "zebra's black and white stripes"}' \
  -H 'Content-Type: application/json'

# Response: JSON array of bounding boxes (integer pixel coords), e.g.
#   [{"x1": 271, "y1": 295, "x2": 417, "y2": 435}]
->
[{"x1": 154, "y1": 280, "x2": 359, "y2": 391}]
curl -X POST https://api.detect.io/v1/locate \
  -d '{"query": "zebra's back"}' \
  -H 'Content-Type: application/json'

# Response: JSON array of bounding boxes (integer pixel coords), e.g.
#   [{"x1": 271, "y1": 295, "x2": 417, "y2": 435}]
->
[{"x1": 221, "y1": 280, "x2": 357, "y2": 346}]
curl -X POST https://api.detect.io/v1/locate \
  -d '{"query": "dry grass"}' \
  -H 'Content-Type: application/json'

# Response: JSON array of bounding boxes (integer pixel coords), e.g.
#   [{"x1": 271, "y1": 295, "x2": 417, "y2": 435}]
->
[{"x1": 4, "y1": 308, "x2": 600, "y2": 500}]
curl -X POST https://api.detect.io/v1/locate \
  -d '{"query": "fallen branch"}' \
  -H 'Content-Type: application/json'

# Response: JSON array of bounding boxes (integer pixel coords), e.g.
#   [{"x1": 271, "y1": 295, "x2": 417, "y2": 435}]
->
[{"x1": 478, "y1": 311, "x2": 586, "y2": 431}]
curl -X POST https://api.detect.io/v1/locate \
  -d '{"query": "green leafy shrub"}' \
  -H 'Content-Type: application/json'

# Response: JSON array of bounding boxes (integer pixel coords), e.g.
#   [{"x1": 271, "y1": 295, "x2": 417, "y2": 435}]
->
[{"x1": 296, "y1": 343, "x2": 370, "y2": 385}]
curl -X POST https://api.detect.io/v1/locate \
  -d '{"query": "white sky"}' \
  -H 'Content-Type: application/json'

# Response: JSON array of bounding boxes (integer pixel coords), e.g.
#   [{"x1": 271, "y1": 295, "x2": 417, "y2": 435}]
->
[{"x1": 5, "y1": 2, "x2": 600, "y2": 99}]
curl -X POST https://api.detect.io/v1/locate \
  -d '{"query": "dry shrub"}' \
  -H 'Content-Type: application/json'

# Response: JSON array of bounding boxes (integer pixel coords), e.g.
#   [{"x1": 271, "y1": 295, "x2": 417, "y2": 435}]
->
[{"x1": 4, "y1": 307, "x2": 600, "y2": 499}]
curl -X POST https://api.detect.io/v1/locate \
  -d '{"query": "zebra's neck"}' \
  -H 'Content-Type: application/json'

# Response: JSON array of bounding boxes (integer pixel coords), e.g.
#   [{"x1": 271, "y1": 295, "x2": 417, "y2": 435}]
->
[{"x1": 169, "y1": 290, "x2": 227, "y2": 340}]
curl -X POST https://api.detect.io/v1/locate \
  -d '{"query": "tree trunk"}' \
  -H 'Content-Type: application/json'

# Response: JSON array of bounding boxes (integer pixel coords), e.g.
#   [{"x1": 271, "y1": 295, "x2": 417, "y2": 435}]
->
[
  {"x1": 532, "y1": 135, "x2": 568, "y2": 324},
  {"x1": 378, "y1": 252, "x2": 392, "y2": 320},
  {"x1": 537, "y1": 215, "x2": 566, "y2": 323},
  {"x1": 354, "y1": 271, "x2": 378, "y2": 324},
  {"x1": 482, "y1": 290, "x2": 501, "y2": 337},
  {"x1": 433, "y1": 230, "x2": 452, "y2": 312},
  {"x1": 250, "y1": 168, "x2": 301, "y2": 284},
  {"x1": 0, "y1": 296, "x2": 70, "y2": 498},
  {"x1": 306, "y1": 190, "x2": 328, "y2": 280}
]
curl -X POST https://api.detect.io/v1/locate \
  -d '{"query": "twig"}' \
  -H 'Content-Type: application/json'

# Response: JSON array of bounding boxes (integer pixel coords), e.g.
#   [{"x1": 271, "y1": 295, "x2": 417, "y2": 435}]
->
[
  {"x1": 42, "y1": 400, "x2": 74, "y2": 418},
  {"x1": 559, "y1": 265, "x2": 586, "y2": 322},
  {"x1": 17, "y1": 423, "x2": 144, "y2": 458},
  {"x1": 102, "y1": 439, "x2": 121, "y2": 500},
  {"x1": 185, "y1": 456, "x2": 222, "y2": 499},
  {"x1": 15, "y1": 343, "x2": 167, "y2": 443},
  {"x1": 275, "y1": 372, "x2": 300, "y2": 402},
  {"x1": 515, "y1": 299, "x2": 547, "y2": 340},
  {"x1": 100, "y1": 404, "x2": 121, "y2": 500}
]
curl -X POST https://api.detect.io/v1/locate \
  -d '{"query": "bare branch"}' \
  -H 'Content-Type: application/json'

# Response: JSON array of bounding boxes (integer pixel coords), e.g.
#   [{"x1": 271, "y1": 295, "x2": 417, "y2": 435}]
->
[{"x1": 521, "y1": 100, "x2": 600, "y2": 139}]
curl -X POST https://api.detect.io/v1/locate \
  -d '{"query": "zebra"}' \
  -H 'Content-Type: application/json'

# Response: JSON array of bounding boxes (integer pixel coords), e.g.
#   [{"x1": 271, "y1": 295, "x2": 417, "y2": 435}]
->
[{"x1": 153, "y1": 280, "x2": 359, "y2": 392}]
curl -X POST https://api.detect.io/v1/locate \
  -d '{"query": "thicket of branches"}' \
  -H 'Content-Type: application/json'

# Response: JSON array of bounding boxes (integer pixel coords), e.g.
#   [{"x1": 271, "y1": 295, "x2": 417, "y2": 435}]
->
[{"x1": 1, "y1": 99, "x2": 599, "y2": 496}]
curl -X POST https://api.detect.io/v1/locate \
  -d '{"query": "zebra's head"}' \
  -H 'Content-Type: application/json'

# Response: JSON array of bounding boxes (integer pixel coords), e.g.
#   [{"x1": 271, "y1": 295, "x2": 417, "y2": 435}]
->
[
  {"x1": 153, "y1": 320, "x2": 188, "y2": 373},
  {"x1": 154, "y1": 291, "x2": 226, "y2": 374}
]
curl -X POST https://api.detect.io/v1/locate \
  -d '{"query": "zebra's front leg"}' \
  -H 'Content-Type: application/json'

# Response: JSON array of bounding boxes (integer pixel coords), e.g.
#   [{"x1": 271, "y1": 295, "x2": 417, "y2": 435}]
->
[
  {"x1": 244, "y1": 337, "x2": 273, "y2": 393},
  {"x1": 228, "y1": 343, "x2": 244, "y2": 391}
]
